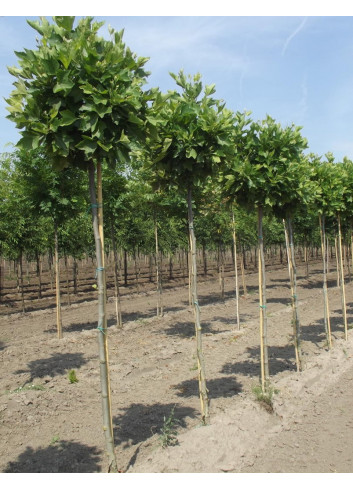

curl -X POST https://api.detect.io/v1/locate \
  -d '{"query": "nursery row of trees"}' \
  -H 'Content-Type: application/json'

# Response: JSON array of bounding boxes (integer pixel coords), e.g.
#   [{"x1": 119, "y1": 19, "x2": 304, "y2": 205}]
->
[{"x1": 3, "y1": 16, "x2": 353, "y2": 471}]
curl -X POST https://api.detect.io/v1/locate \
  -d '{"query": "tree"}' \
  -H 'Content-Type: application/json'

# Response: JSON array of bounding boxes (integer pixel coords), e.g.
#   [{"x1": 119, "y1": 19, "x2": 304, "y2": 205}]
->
[
  {"x1": 147, "y1": 71, "x2": 236, "y2": 423},
  {"x1": 6, "y1": 16, "x2": 155, "y2": 472},
  {"x1": 221, "y1": 115, "x2": 308, "y2": 388}
]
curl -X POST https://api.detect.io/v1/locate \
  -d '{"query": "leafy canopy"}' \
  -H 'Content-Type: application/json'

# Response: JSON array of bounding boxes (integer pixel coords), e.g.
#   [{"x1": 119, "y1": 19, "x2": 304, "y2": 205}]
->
[{"x1": 6, "y1": 16, "x2": 152, "y2": 170}]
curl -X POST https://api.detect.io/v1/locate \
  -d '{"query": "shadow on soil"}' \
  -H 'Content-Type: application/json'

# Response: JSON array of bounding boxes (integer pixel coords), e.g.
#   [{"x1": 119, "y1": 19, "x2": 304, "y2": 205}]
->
[
  {"x1": 0, "y1": 341, "x2": 5, "y2": 351},
  {"x1": 14, "y1": 352, "x2": 89, "y2": 383},
  {"x1": 221, "y1": 345, "x2": 296, "y2": 377},
  {"x1": 4, "y1": 441, "x2": 103, "y2": 473},
  {"x1": 173, "y1": 376, "x2": 243, "y2": 399},
  {"x1": 162, "y1": 321, "x2": 228, "y2": 338},
  {"x1": 113, "y1": 402, "x2": 197, "y2": 448}
]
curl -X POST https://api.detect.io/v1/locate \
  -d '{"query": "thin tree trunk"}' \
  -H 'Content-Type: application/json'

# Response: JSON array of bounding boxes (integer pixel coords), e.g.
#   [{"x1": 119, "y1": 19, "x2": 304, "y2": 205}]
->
[
  {"x1": 54, "y1": 222, "x2": 63, "y2": 339},
  {"x1": 36, "y1": 252, "x2": 42, "y2": 300},
  {"x1": 286, "y1": 217, "x2": 302, "y2": 371},
  {"x1": 335, "y1": 236, "x2": 340, "y2": 288},
  {"x1": 89, "y1": 162, "x2": 117, "y2": 473},
  {"x1": 155, "y1": 220, "x2": 163, "y2": 317},
  {"x1": 18, "y1": 252, "x2": 25, "y2": 313},
  {"x1": 319, "y1": 215, "x2": 332, "y2": 348},
  {"x1": 124, "y1": 249, "x2": 128, "y2": 286},
  {"x1": 232, "y1": 210, "x2": 240, "y2": 330},
  {"x1": 187, "y1": 187, "x2": 209, "y2": 424},
  {"x1": 240, "y1": 244, "x2": 247, "y2": 297},
  {"x1": 64, "y1": 255, "x2": 71, "y2": 307},
  {"x1": 110, "y1": 224, "x2": 122, "y2": 328},
  {"x1": 337, "y1": 214, "x2": 348, "y2": 341},
  {"x1": 202, "y1": 244, "x2": 207, "y2": 277},
  {"x1": 258, "y1": 206, "x2": 269, "y2": 392}
]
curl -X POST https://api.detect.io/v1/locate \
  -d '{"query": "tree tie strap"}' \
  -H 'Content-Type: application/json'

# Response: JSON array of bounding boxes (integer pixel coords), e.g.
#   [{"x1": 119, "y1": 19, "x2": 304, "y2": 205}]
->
[
  {"x1": 97, "y1": 323, "x2": 106, "y2": 335},
  {"x1": 194, "y1": 300, "x2": 200, "y2": 312},
  {"x1": 259, "y1": 305, "x2": 267, "y2": 309},
  {"x1": 95, "y1": 267, "x2": 105, "y2": 279},
  {"x1": 87, "y1": 203, "x2": 103, "y2": 214}
]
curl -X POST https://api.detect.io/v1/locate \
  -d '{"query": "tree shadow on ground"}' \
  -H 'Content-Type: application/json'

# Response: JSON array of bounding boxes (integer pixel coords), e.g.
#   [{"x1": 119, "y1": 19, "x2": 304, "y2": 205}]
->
[
  {"x1": 4, "y1": 440, "x2": 103, "y2": 473},
  {"x1": 221, "y1": 345, "x2": 296, "y2": 378},
  {"x1": 61, "y1": 317, "x2": 117, "y2": 333},
  {"x1": 162, "y1": 321, "x2": 228, "y2": 338},
  {"x1": 302, "y1": 315, "x2": 348, "y2": 344},
  {"x1": 173, "y1": 376, "x2": 242, "y2": 399},
  {"x1": 211, "y1": 314, "x2": 252, "y2": 325},
  {"x1": 0, "y1": 341, "x2": 5, "y2": 351},
  {"x1": 113, "y1": 402, "x2": 197, "y2": 447},
  {"x1": 14, "y1": 352, "x2": 89, "y2": 383}
]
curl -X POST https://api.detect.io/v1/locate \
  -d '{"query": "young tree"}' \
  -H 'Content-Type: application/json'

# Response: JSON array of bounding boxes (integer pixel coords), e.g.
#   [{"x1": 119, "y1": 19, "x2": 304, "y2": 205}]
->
[
  {"x1": 147, "y1": 71, "x2": 236, "y2": 423},
  {"x1": 6, "y1": 16, "x2": 155, "y2": 472}
]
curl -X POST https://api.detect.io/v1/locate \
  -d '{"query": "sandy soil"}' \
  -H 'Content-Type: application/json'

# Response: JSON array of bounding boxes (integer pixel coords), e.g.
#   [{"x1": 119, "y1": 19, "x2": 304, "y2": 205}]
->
[{"x1": 1, "y1": 256, "x2": 353, "y2": 473}]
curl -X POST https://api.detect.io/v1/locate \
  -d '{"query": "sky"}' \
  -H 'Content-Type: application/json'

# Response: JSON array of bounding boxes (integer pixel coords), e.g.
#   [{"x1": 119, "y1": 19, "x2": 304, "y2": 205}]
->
[{"x1": 1, "y1": 3, "x2": 353, "y2": 162}]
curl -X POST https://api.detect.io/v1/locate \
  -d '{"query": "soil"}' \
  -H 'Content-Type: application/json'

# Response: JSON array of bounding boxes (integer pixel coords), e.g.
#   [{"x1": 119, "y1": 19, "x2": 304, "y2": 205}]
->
[{"x1": 1, "y1": 254, "x2": 353, "y2": 474}]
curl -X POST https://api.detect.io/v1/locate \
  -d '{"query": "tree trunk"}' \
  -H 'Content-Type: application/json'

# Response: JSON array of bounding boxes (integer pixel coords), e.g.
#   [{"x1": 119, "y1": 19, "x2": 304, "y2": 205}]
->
[
  {"x1": 319, "y1": 215, "x2": 332, "y2": 348},
  {"x1": 337, "y1": 214, "x2": 348, "y2": 341},
  {"x1": 36, "y1": 252, "x2": 42, "y2": 300},
  {"x1": 232, "y1": 210, "x2": 240, "y2": 330},
  {"x1": 155, "y1": 221, "x2": 163, "y2": 317},
  {"x1": 124, "y1": 249, "x2": 128, "y2": 286},
  {"x1": 240, "y1": 244, "x2": 247, "y2": 297},
  {"x1": 54, "y1": 222, "x2": 63, "y2": 339},
  {"x1": 285, "y1": 217, "x2": 302, "y2": 371},
  {"x1": 110, "y1": 224, "x2": 122, "y2": 328},
  {"x1": 202, "y1": 244, "x2": 207, "y2": 277},
  {"x1": 187, "y1": 187, "x2": 209, "y2": 424},
  {"x1": 258, "y1": 206, "x2": 269, "y2": 392},
  {"x1": 18, "y1": 252, "x2": 25, "y2": 313},
  {"x1": 89, "y1": 162, "x2": 117, "y2": 473},
  {"x1": 64, "y1": 255, "x2": 71, "y2": 307}
]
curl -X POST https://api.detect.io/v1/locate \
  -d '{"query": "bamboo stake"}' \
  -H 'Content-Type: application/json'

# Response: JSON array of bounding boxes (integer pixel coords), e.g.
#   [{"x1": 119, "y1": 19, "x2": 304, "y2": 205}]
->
[
  {"x1": 232, "y1": 210, "x2": 240, "y2": 330},
  {"x1": 187, "y1": 187, "x2": 209, "y2": 424},
  {"x1": 319, "y1": 215, "x2": 332, "y2": 348},
  {"x1": 91, "y1": 162, "x2": 117, "y2": 473},
  {"x1": 337, "y1": 214, "x2": 348, "y2": 341}
]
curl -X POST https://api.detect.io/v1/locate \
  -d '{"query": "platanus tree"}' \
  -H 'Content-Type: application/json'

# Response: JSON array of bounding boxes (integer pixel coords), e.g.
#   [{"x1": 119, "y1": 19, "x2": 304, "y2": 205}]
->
[
  {"x1": 147, "y1": 71, "x2": 236, "y2": 423},
  {"x1": 6, "y1": 16, "x2": 155, "y2": 472}
]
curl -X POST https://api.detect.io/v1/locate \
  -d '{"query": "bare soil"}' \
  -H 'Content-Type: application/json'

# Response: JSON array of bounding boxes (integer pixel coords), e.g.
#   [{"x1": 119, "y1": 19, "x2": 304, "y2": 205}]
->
[{"x1": 1, "y1": 256, "x2": 353, "y2": 473}]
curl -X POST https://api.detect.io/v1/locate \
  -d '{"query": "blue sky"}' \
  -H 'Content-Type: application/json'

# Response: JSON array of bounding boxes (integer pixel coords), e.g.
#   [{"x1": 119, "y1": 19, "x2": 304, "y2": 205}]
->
[{"x1": 1, "y1": 7, "x2": 353, "y2": 162}]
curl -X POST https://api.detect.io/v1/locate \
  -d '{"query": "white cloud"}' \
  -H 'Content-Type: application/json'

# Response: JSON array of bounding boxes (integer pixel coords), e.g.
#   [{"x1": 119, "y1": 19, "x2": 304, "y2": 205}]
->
[{"x1": 281, "y1": 17, "x2": 308, "y2": 56}]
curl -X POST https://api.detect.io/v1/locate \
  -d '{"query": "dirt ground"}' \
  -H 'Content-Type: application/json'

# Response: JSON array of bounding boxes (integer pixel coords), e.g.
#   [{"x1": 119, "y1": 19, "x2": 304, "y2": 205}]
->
[{"x1": 1, "y1": 255, "x2": 353, "y2": 474}]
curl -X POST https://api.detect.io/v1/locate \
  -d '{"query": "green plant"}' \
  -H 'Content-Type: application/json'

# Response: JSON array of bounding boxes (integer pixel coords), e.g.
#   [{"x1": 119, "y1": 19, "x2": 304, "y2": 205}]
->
[
  {"x1": 50, "y1": 434, "x2": 60, "y2": 445},
  {"x1": 68, "y1": 369, "x2": 78, "y2": 384},
  {"x1": 252, "y1": 384, "x2": 279, "y2": 413},
  {"x1": 159, "y1": 406, "x2": 179, "y2": 448}
]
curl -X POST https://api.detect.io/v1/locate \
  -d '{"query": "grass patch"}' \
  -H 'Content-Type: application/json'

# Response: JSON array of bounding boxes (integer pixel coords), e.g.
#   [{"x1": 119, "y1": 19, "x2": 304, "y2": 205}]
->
[
  {"x1": 252, "y1": 384, "x2": 279, "y2": 413},
  {"x1": 159, "y1": 406, "x2": 179, "y2": 448}
]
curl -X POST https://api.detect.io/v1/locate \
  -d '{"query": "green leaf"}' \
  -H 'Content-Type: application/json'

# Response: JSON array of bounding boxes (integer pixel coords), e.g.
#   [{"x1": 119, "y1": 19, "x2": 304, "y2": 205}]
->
[
  {"x1": 60, "y1": 110, "x2": 78, "y2": 126},
  {"x1": 53, "y1": 16, "x2": 75, "y2": 31}
]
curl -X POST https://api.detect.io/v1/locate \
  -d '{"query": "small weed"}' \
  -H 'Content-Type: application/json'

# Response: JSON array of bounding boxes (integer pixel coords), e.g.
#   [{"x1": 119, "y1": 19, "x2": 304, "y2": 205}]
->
[
  {"x1": 252, "y1": 384, "x2": 278, "y2": 413},
  {"x1": 68, "y1": 369, "x2": 78, "y2": 384},
  {"x1": 189, "y1": 363, "x2": 198, "y2": 371},
  {"x1": 159, "y1": 406, "x2": 179, "y2": 448},
  {"x1": 343, "y1": 348, "x2": 348, "y2": 358},
  {"x1": 50, "y1": 435, "x2": 60, "y2": 445}
]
